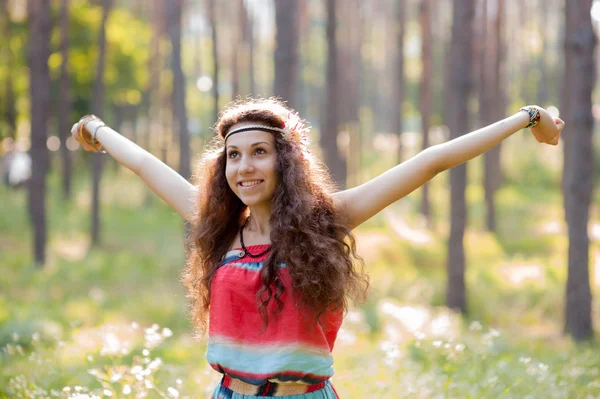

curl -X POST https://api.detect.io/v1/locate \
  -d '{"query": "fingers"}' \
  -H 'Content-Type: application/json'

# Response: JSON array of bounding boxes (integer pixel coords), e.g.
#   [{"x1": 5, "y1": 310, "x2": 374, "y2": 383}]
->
[{"x1": 530, "y1": 129, "x2": 543, "y2": 143}]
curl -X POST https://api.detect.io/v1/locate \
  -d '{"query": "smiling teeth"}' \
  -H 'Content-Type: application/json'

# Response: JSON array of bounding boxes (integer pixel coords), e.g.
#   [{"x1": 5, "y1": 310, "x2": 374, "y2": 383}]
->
[{"x1": 241, "y1": 180, "x2": 261, "y2": 187}]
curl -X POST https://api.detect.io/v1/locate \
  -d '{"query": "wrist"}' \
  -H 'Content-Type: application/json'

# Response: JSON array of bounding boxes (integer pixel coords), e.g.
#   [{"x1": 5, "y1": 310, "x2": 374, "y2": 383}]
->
[
  {"x1": 78, "y1": 115, "x2": 106, "y2": 151},
  {"x1": 519, "y1": 105, "x2": 541, "y2": 129}
]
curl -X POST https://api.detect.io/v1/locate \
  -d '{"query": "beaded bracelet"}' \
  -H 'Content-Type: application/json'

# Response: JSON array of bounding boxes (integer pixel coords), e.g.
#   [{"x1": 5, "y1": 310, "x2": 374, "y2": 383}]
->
[{"x1": 519, "y1": 106, "x2": 541, "y2": 128}]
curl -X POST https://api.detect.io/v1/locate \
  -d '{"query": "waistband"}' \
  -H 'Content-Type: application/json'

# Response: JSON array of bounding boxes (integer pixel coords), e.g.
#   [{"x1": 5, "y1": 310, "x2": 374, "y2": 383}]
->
[{"x1": 221, "y1": 375, "x2": 327, "y2": 396}]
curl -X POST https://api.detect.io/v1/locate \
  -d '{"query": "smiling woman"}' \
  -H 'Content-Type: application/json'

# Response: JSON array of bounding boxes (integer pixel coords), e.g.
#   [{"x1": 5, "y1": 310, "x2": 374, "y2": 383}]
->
[
  {"x1": 184, "y1": 99, "x2": 367, "y2": 397},
  {"x1": 71, "y1": 95, "x2": 563, "y2": 398}
]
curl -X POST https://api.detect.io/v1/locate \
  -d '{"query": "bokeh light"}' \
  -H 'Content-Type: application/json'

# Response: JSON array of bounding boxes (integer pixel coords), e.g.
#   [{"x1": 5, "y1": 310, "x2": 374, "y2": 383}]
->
[
  {"x1": 46, "y1": 136, "x2": 60, "y2": 152},
  {"x1": 196, "y1": 76, "x2": 213, "y2": 92}
]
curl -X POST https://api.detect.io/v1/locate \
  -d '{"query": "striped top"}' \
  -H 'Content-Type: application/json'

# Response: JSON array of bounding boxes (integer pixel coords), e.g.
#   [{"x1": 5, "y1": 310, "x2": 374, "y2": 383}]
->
[{"x1": 206, "y1": 244, "x2": 343, "y2": 385}]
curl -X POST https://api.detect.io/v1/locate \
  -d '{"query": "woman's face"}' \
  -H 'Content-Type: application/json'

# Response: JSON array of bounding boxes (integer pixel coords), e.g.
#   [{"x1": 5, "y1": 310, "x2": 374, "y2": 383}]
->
[{"x1": 225, "y1": 124, "x2": 278, "y2": 208}]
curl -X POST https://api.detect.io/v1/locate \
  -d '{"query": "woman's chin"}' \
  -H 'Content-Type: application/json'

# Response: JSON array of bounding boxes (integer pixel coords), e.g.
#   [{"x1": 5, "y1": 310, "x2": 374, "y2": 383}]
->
[{"x1": 238, "y1": 195, "x2": 270, "y2": 208}]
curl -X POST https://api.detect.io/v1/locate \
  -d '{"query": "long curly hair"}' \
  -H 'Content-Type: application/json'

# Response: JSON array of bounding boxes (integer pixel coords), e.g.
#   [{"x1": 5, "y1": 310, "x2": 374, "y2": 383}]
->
[{"x1": 183, "y1": 98, "x2": 369, "y2": 336}]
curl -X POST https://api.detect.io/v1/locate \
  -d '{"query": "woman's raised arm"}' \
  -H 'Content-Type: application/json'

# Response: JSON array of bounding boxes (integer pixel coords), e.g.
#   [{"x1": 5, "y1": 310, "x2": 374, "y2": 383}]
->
[
  {"x1": 72, "y1": 117, "x2": 198, "y2": 222},
  {"x1": 333, "y1": 106, "x2": 564, "y2": 230}
]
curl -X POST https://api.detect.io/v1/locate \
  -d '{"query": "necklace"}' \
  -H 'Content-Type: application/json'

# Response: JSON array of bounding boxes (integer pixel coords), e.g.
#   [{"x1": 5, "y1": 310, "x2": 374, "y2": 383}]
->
[{"x1": 240, "y1": 216, "x2": 271, "y2": 258}]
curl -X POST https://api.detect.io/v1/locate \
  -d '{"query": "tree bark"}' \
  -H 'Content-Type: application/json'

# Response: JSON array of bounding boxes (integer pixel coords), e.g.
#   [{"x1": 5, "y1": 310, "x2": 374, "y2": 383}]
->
[
  {"x1": 392, "y1": 0, "x2": 406, "y2": 163},
  {"x1": 230, "y1": 0, "x2": 242, "y2": 99},
  {"x1": 419, "y1": 0, "x2": 432, "y2": 227},
  {"x1": 58, "y1": 0, "x2": 72, "y2": 200},
  {"x1": 321, "y1": 0, "x2": 345, "y2": 188},
  {"x1": 337, "y1": 0, "x2": 361, "y2": 187},
  {"x1": 91, "y1": 0, "x2": 112, "y2": 246},
  {"x1": 445, "y1": 0, "x2": 475, "y2": 313},
  {"x1": 167, "y1": 0, "x2": 190, "y2": 181},
  {"x1": 208, "y1": 0, "x2": 219, "y2": 122},
  {"x1": 273, "y1": 0, "x2": 299, "y2": 105},
  {"x1": 245, "y1": 1, "x2": 256, "y2": 96},
  {"x1": 563, "y1": 0, "x2": 595, "y2": 341},
  {"x1": 27, "y1": 0, "x2": 52, "y2": 266},
  {"x1": 482, "y1": 0, "x2": 505, "y2": 232}
]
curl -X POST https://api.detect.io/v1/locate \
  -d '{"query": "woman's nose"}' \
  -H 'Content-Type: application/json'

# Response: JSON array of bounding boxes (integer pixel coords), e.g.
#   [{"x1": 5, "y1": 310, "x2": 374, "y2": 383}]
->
[{"x1": 239, "y1": 156, "x2": 255, "y2": 174}]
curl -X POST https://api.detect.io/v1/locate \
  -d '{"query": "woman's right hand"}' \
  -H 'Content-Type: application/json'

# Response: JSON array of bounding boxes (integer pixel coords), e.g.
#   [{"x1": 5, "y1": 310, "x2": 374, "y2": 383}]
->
[{"x1": 71, "y1": 118, "x2": 102, "y2": 152}]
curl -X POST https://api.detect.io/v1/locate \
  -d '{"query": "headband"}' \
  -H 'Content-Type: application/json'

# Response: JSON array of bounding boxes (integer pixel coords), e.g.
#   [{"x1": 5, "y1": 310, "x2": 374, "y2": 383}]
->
[
  {"x1": 222, "y1": 112, "x2": 311, "y2": 152},
  {"x1": 224, "y1": 125, "x2": 286, "y2": 142}
]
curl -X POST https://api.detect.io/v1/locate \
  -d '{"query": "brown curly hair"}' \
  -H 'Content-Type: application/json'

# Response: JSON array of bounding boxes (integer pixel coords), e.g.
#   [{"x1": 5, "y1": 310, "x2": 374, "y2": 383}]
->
[{"x1": 183, "y1": 98, "x2": 369, "y2": 336}]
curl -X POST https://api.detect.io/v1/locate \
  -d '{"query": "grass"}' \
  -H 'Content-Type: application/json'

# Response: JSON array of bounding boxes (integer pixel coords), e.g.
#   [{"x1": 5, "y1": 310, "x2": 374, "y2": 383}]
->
[{"x1": 1, "y1": 146, "x2": 600, "y2": 398}]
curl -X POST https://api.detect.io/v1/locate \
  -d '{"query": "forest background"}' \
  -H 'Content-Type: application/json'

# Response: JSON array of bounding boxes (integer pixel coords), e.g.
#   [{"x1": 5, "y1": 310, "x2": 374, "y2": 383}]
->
[{"x1": 1, "y1": 0, "x2": 600, "y2": 397}]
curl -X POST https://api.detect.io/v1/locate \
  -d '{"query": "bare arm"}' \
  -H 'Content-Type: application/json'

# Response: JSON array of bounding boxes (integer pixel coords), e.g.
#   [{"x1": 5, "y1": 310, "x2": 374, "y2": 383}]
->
[
  {"x1": 73, "y1": 119, "x2": 197, "y2": 222},
  {"x1": 334, "y1": 108, "x2": 564, "y2": 229}
]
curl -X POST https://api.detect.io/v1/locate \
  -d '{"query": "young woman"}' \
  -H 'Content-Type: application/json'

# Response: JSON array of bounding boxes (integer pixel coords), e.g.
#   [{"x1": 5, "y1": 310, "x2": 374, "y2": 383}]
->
[{"x1": 72, "y1": 98, "x2": 563, "y2": 398}]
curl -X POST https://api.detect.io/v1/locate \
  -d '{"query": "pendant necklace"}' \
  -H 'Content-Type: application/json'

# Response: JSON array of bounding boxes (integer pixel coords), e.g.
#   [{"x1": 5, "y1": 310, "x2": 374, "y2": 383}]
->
[{"x1": 239, "y1": 215, "x2": 271, "y2": 258}]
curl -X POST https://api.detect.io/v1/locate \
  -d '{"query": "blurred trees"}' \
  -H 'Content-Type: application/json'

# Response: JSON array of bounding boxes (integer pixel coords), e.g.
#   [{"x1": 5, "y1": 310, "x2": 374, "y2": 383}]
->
[
  {"x1": 58, "y1": 0, "x2": 72, "y2": 200},
  {"x1": 27, "y1": 0, "x2": 52, "y2": 265},
  {"x1": 445, "y1": 0, "x2": 475, "y2": 313},
  {"x1": 480, "y1": 0, "x2": 505, "y2": 233},
  {"x1": 166, "y1": 0, "x2": 190, "y2": 179},
  {"x1": 274, "y1": 0, "x2": 300, "y2": 107},
  {"x1": 322, "y1": 0, "x2": 345, "y2": 188},
  {"x1": 207, "y1": 0, "x2": 219, "y2": 122},
  {"x1": 90, "y1": 0, "x2": 111, "y2": 246},
  {"x1": 392, "y1": 0, "x2": 406, "y2": 163},
  {"x1": 0, "y1": 0, "x2": 597, "y2": 344},
  {"x1": 562, "y1": 0, "x2": 596, "y2": 341},
  {"x1": 0, "y1": 0, "x2": 17, "y2": 141},
  {"x1": 419, "y1": 0, "x2": 432, "y2": 227}
]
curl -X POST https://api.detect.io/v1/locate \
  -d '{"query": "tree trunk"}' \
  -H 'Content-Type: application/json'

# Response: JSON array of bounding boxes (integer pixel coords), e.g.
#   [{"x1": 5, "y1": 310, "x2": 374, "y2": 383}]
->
[
  {"x1": 537, "y1": 0, "x2": 549, "y2": 105},
  {"x1": 321, "y1": 0, "x2": 345, "y2": 188},
  {"x1": 337, "y1": 0, "x2": 361, "y2": 187},
  {"x1": 245, "y1": 1, "x2": 255, "y2": 96},
  {"x1": 482, "y1": 0, "x2": 504, "y2": 232},
  {"x1": 563, "y1": 0, "x2": 595, "y2": 342},
  {"x1": 230, "y1": 0, "x2": 242, "y2": 99},
  {"x1": 445, "y1": 0, "x2": 474, "y2": 313},
  {"x1": 27, "y1": 0, "x2": 52, "y2": 266},
  {"x1": 91, "y1": 0, "x2": 112, "y2": 246},
  {"x1": 167, "y1": 0, "x2": 190, "y2": 180},
  {"x1": 392, "y1": 0, "x2": 406, "y2": 163},
  {"x1": 419, "y1": 0, "x2": 432, "y2": 227},
  {"x1": 208, "y1": 0, "x2": 219, "y2": 122},
  {"x1": 58, "y1": 0, "x2": 72, "y2": 200},
  {"x1": 273, "y1": 0, "x2": 299, "y2": 105}
]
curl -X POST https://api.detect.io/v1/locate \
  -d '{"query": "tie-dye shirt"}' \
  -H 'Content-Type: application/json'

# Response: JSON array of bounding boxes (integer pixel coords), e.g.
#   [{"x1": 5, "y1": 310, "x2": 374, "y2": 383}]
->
[{"x1": 206, "y1": 244, "x2": 343, "y2": 385}]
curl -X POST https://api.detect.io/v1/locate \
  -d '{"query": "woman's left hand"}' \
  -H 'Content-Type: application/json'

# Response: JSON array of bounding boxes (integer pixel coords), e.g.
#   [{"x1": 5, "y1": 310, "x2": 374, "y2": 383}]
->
[{"x1": 528, "y1": 106, "x2": 565, "y2": 146}]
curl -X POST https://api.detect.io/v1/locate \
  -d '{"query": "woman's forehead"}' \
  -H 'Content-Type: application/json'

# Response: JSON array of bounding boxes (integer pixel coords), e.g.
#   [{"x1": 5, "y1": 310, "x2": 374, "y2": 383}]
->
[{"x1": 225, "y1": 129, "x2": 274, "y2": 148}]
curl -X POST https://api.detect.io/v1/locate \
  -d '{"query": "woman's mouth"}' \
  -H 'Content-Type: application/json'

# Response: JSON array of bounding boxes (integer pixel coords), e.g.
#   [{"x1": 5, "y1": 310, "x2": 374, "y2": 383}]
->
[{"x1": 238, "y1": 180, "x2": 263, "y2": 189}]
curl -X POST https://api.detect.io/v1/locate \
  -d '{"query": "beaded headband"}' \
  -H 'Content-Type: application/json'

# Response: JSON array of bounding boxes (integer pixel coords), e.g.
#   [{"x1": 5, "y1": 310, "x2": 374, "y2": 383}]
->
[{"x1": 223, "y1": 112, "x2": 311, "y2": 152}]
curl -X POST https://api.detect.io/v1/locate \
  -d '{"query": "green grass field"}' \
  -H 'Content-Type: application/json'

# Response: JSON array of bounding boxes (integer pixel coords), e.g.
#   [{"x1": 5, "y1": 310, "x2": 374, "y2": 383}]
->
[{"x1": 2, "y1": 145, "x2": 600, "y2": 398}]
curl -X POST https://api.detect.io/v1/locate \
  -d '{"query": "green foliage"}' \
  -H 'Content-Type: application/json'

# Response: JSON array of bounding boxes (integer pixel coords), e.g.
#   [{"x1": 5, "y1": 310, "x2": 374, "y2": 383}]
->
[{"x1": 0, "y1": 0, "x2": 151, "y2": 140}]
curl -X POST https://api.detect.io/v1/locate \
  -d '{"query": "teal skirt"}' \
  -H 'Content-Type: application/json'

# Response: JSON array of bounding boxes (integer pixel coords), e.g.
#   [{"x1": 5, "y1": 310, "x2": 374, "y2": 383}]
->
[{"x1": 210, "y1": 376, "x2": 340, "y2": 399}]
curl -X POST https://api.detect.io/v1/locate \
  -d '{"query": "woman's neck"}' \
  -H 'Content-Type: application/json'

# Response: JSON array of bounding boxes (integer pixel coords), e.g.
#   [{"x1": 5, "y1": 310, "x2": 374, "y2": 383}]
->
[{"x1": 245, "y1": 206, "x2": 271, "y2": 236}]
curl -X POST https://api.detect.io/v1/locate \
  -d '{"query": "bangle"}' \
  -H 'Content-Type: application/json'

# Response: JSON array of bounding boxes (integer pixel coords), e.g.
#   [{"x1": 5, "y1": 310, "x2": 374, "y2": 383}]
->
[
  {"x1": 91, "y1": 123, "x2": 106, "y2": 150},
  {"x1": 519, "y1": 106, "x2": 541, "y2": 128},
  {"x1": 77, "y1": 114, "x2": 98, "y2": 145}
]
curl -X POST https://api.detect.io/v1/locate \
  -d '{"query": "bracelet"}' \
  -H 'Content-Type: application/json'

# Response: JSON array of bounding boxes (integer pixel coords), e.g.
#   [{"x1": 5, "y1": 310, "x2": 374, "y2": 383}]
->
[
  {"x1": 77, "y1": 114, "x2": 98, "y2": 146},
  {"x1": 519, "y1": 106, "x2": 541, "y2": 128},
  {"x1": 90, "y1": 123, "x2": 106, "y2": 152}
]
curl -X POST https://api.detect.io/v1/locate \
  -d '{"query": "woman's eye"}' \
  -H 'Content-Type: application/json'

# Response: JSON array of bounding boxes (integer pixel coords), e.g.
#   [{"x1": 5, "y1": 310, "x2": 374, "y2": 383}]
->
[
  {"x1": 255, "y1": 148, "x2": 266, "y2": 155},
  {"x1": 228, "y1": 151, "x2": 239, "y2": 159}
]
